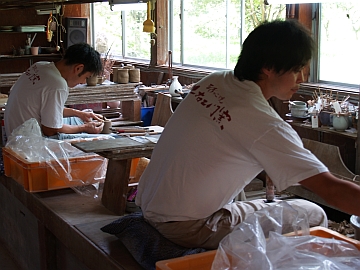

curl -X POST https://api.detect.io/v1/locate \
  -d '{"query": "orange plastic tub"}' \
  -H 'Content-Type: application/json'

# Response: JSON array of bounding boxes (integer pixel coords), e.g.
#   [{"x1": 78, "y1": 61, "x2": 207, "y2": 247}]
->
[
  {"x1": 2, "y1": 147, "x2": 105, "y2": 192},
  {"x1": 156, "y1": 226, "x2": 360, "y2": 270}
]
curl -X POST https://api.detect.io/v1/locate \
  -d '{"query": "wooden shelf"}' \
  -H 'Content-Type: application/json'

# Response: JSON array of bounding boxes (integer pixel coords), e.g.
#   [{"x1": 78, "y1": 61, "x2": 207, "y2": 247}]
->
[
  {"x1": 288, "y1": 121, "x2": 357, "y2": 140},
  {"x1": 0, "y1": 53, "x2": 61, "y2": 61}
]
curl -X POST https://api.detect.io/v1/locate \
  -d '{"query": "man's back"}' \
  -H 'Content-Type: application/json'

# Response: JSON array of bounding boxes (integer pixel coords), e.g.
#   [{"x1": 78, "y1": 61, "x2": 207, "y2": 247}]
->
[{"x1": 5, "y1": 61, "x2": 68, "y2": 136}]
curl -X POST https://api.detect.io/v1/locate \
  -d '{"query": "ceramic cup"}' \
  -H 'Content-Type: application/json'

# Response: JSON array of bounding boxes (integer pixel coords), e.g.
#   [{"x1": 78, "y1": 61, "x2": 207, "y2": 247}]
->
[
  {"x1": 24, "y1": 45, "x2": 31, "y2": 55},
  {"x1": 97, "y1": 76, "x2": 105, "y2": 84},
  {"x1": 86, "y1": 76, "x2": 97, "y2": 86},
  {"x1": 30, "y1": 47, "x2": 39, "y2": 55},
  {"x1": 101, "y1": 120, "x2": 112, "y2": 134}
]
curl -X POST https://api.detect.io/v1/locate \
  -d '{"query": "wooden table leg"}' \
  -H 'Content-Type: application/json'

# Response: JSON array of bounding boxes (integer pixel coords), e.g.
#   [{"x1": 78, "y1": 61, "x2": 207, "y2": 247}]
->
[{"x1": 101, "y1": 159, "x2": 132, "y2": 215}]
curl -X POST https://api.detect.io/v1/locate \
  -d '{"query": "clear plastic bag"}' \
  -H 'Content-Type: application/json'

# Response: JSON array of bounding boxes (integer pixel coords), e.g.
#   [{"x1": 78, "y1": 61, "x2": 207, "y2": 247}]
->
[
  {"x1": 212, "y1": 201, "x2": 360, "y2": 270},
  {"x1": 5, "y1": 118, "x2": 110, "y2": 198}
]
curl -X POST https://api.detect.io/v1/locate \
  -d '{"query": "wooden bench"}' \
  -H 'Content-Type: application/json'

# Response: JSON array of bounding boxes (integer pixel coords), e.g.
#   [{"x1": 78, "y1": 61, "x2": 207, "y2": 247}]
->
[{"x1": 0, "y1": 174, "x2": 144, "y2": 270}]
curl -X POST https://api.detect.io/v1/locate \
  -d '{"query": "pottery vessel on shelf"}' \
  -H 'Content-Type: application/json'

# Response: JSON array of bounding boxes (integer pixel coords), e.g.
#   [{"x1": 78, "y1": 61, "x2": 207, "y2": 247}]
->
[
  {"x1": 169, "y1": 76, "x2": 182, "y2": 97},
  {"x1": 332, "y1": 113, "x2": 349, "y2": 131},
  {"x1": 97, "y1": 75, "x2": 106, "y2": 84},
  {"x1": 86, "y1": 76, "x2": 97, "y2": 86},
  {"x1": 107, "y1": 101, "x2": 120, "y2": 108},
  {"x1": 289, "y1": 101, "x2": 307, "y2": 118}
]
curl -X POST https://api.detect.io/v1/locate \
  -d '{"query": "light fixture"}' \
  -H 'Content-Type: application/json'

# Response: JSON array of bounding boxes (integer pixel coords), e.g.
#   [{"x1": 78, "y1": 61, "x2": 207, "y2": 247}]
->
[
  {"x1": 143, "y1": 0, "x2": 155, "y2": 33},
  {"x1": 108, "y1": 0, "x2": 146, "y2": 4},
  {"x1": 108, "y1": 0, "x2": 147, "y2": 11},
  {"x1": 36, "y1": 4, "x2": 61, "y2": 15},
  {"x1": 265, "y1": 0, "x2": 356, "y2": 4}
]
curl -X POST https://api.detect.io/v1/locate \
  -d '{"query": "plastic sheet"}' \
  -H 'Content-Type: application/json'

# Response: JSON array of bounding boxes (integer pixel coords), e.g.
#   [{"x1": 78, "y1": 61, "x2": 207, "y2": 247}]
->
[
  {"x1": 5, "y1": 118, "x2": 111, "y2": 198},
  {"x1": 212, "y1": 201, "x2": 360, "y2": 270}
]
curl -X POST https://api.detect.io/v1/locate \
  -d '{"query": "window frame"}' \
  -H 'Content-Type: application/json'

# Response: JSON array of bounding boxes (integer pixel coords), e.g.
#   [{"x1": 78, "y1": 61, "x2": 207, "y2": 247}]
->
[
  {"x1": 304, "y1": 2, "x2": 360, "y2": 102},
  {"x1": 91, "y1": 1, "x2": 360, "y2": 99}
]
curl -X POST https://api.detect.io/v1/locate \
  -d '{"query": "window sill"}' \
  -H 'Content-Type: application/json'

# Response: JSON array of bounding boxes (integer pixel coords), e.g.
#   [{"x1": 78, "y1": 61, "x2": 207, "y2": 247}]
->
[{"x1": 115, "y1": 60, "x2": 360, "y2": 105}]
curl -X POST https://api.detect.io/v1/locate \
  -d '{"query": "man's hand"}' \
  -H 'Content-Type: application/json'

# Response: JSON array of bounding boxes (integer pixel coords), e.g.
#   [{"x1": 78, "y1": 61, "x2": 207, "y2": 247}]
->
[
  {"x1": 83, "y1": 121, "x2": 104, "y2": 134},
  {"x1": 79, "y1": 111, "x2": 104, "y2": 123},
  {"x1": 63, "y1": 108, "x2": 104, "y2": 123}
]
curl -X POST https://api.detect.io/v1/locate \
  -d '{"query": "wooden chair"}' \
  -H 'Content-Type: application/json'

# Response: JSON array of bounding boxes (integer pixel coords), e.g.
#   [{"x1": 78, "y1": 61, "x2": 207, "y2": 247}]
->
[{"x1": 151, "y1": 92, "x2": 174, "y2": 127}]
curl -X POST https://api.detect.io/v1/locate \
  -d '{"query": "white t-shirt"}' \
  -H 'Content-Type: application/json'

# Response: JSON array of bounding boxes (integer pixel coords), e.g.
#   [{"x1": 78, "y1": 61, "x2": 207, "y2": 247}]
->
[
  {"x1": 135, "y1": 70, "x2": 328, "y2": 223},
  {"x1": 5, "y1": 62, "x2": 68, "y2": 136}
]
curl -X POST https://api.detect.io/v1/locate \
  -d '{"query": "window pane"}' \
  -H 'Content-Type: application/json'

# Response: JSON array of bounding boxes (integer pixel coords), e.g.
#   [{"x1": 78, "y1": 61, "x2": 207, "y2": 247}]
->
[
  {"x1": 93, "y1": 2, "x2": 123, "y2": 56},
  {"x1": 124, "y1": 8, "x2": 151, "y2": 59},
  {"x1": 93, "y1": 3, "x2": 150, "y2": 60},
  {"x1": 170, "y1": 0, "x2": 285, "y2": 69},
  {"x1": 182, "y1": 0, "x2": 229, "y2": 68},
  {"x1": 319, "y1": 1, "x2": 360, "y2": 85},
  {"x1": 171, "y1": 0, "x2": 181, "y2": 64},
  {"x1": 245, "y1": 0, "x2": 286, "y2": 36}
]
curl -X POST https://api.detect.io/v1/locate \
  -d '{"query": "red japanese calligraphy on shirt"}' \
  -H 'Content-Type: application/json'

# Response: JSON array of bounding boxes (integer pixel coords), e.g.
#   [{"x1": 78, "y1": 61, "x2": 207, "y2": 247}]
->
[
  {"x1": 25, "y1": 65, "x2": 41, "y2": 85},
  {"x1": 190, "y1": 84, "x2": 231, "y2": 130}
]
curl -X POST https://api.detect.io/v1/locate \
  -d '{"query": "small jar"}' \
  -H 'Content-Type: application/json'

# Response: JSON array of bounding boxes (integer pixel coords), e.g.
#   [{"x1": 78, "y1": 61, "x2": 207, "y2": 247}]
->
[
  {"x1": 332, "y1": 114, "x2": 349, "y2": 131},
  {"x1": 86, "y1": 75, "x2": 97, "y2": 86}
]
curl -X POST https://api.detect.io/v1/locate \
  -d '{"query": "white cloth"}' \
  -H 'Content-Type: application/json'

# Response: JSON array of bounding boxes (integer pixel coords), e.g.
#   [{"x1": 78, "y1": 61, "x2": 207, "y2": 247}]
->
[
  {"x1": 5, "y1": 62, "x2": 68, "y2": 136},
  {"x1": 136, "y1": 70, "x2": 328, "y2": 223}
]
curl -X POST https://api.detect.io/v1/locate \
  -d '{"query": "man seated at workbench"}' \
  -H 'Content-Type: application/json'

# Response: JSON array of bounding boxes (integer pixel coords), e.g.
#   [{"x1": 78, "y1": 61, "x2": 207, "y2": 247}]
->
[
  {"x1": 135, "y1": 19, "x2": 360, "y2": 250},
  {"x1": 4, "y1": 43, "x2": 105, "y2": 141}
]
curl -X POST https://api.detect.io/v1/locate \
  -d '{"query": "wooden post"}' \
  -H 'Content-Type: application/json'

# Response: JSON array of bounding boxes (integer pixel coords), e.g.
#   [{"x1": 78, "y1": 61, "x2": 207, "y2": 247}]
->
[
  {"x1": 121, "y1": 99, "x2": 141, "y2": 122},
  {"x1": 101, "y1": 159, "x2": 132, "y2": 215},
  {"x1": 356, "y1": 91, "x2": 360, "y2": 175}
]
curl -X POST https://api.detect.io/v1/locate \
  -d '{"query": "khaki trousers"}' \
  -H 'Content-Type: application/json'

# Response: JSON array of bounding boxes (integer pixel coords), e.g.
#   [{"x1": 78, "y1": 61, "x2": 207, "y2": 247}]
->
[{"x1": 147, "y1": 199, "x2": 327, "y2": 250}]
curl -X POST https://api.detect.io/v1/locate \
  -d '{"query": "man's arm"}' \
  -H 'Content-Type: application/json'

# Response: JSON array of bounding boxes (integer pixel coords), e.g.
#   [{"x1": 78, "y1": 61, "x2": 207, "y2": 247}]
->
[
  {"x1": 300, "y1": 172, "x2": 360, "y2": 216},
  {"x1": 41, "y1": 122, "x2": 104, "y2": 137},
  {"x1": 63, "y1": 108, "x2": 103, "y2": 122}
]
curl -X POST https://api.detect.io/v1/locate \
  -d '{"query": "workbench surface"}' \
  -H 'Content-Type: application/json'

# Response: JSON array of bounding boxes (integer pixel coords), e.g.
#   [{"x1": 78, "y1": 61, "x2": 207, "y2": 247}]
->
[{"x1": 0, "y1": 174, "x2": 144, "y2": 270}]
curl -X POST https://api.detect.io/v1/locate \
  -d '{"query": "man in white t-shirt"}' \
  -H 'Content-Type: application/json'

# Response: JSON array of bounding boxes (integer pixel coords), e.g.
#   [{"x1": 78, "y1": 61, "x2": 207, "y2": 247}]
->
[
  {"x1": 136, "y1": 20, "x2": 360, "y2": 249},
  {"x1": 5, "y1": 43, "x2": 104, "y2": 139}
]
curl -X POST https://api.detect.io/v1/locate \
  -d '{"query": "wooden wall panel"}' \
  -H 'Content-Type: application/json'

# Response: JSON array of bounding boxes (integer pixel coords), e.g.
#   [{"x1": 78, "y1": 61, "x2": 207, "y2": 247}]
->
[
  {"x1": 0, "y1": 4, "x2": 89, "y2": 75},
  {"x1": 0, "y1": 8, "x2": 51, "y2": 75}
]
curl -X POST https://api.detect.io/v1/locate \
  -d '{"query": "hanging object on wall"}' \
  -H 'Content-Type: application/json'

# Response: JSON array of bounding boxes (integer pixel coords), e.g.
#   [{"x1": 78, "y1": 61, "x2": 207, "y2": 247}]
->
[
  {"x1": 47, "y1": 12, "x2": 54, "y2": 42},
  {"x1": 143, "y1": 0, "x2": 155, "y2": 33},
  {"x1": 46, "y1": 11, "x2": 64, "y2": 51}
]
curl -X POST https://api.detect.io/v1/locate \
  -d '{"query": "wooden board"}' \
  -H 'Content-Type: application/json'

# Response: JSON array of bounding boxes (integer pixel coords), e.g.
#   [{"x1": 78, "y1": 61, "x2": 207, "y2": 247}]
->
[
  {"x1": 72, "y1": 136, "x2": 155, "y2": 154},
  {"x1": 66, "y1": 82, "x2": 141, "y2": 105},
  {"x1": 111, "y1": 120, "x2": 143, "y2": 127},
  {"x1": 0, "y1": 72, "x2": 22, "y2": 87}
]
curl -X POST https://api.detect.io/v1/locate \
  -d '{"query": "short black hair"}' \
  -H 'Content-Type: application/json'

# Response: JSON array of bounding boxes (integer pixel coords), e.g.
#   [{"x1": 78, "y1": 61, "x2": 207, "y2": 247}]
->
[
  {"x1": 234, "y1": 19, "x2": 314, "y2": 82},
  {"x1": 63, "y1": 43, "x2": 103, "y2": 76}
]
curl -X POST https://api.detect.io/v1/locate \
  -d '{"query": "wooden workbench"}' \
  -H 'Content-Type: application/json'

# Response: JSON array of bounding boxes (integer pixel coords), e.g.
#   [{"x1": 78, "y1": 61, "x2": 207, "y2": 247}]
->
[
  {"x1": 72, "y1": 129, "x2": 162, "y2": 215},
  {"x1": 0, "y1": 174, "x2": 144, "y2": 270}
]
